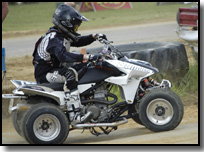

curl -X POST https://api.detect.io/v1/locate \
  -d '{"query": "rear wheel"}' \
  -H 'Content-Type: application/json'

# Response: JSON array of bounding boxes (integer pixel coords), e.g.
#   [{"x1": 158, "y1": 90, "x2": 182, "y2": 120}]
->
[
  {"x1": 12, "y1": 110, "x2": 24, "y2": 137},
  {"x1": 22, "y1": 103, "x2": 69, "y2": 144},
  {"x1": 11, "y1": 102, "x2": 33, "y2": 137},
  {"x1": 139, "y1": 88, "x2": 183, "y2": 132}
]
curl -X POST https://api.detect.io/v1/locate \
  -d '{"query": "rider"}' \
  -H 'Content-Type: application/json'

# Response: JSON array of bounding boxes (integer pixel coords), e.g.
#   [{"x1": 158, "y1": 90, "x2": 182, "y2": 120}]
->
[{"x1": 33, "y1": 4, "x2": 106, "y2": 124}]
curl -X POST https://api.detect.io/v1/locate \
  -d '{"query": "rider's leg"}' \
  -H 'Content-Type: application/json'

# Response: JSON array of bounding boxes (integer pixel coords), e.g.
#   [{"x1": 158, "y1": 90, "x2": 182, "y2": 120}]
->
[
  {"x1": 63, "y1": 67, "x2": 93, "y2": 124},
  {"x1": 45, "y1": 67, "x2": 93, "y2": 124}
]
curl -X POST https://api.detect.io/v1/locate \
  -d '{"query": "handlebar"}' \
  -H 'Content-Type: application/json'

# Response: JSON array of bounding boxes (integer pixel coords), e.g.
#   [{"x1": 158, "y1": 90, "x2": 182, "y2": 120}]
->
[
  {"x1": 95, "y1": 37, "x2": 125, "y2": 60},
  {"x1": 86, "y1": 37, "x2": 125, "y2": 67},
  {"x1": 86, "y1": 57, "x2": 103, "y2": 68},
  {"x1": 97, "y1": 38, "x2": 113, "y2": 44}
]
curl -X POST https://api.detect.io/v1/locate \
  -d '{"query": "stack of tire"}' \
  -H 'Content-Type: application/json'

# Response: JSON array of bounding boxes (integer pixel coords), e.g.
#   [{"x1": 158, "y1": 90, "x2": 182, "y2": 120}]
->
[{"x1": 85, "y1": 42, "x2": 189, "y2": 82}]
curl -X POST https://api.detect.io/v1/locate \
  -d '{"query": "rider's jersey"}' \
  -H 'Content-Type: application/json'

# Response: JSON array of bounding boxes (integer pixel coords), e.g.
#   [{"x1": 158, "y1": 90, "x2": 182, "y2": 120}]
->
[{"x1": 33, "y1": 26, "x2": 95, "y2": 81}]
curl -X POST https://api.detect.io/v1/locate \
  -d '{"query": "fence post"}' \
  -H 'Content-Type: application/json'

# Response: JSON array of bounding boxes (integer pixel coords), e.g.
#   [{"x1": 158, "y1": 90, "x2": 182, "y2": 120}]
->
[{"x1": 2, "y1": 48, "x2": 7, "y2": 85}]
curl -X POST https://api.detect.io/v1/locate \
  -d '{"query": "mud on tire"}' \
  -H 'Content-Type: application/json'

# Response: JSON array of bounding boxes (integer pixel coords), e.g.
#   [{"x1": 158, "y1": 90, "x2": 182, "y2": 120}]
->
[{"x1": 139, "y1": 88, "x2": 184, "y2": 132}]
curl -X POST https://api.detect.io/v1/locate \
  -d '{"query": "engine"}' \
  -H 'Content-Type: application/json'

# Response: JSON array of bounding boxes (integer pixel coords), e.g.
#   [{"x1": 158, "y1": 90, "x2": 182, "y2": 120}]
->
[
  {"x1": 86, "y1": 85, "x2": 110, "y2": 122},
  {"x1": 86, "y1": 103, "x2": 109, "y2": 122},
  {"x1": 93, "y1": 85, "x2": 106, "y2": 100}
]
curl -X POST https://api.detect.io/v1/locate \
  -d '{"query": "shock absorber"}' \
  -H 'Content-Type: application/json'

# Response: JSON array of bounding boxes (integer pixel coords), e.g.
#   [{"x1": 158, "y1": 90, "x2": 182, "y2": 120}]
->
[
  {"x1": 148, "y1": 77, "x2": 160, "y2": 86},
  {"x1": 148, "y1": 77, "x2": 154, "y2": 84},
  {"x1": 139, "y1": 77, "x2": 155, "y2": 97},
  {"x1": 139, "y1": 78, "x2": 150, "y2": 97},
  {"x1": 139, "y1": 85, "x2": 146, "y2": 97},
  {"x1": 143, "y1": 78, "x2": 151, "y2": 88}
]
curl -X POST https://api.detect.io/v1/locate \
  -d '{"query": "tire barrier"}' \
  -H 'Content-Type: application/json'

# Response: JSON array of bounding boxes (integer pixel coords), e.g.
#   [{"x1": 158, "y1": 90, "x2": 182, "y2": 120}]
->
[{"x1": 84, "y1": 42, "x2": 189, "y2": 81}]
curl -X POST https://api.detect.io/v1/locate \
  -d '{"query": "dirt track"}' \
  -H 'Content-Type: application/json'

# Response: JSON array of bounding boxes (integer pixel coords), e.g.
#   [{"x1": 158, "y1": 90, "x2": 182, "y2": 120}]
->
[{"x1": 2, "y1": 105, "x2": 198, "y2": 144}]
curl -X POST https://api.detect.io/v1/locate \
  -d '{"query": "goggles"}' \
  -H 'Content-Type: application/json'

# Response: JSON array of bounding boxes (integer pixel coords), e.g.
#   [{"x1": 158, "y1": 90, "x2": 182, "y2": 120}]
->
[
  {"x1": 74, "y1": 24, "x2": 79, "y2": 32},
  {"x1": 71, "y1": 19, "x2": 82, "y2": 32}
]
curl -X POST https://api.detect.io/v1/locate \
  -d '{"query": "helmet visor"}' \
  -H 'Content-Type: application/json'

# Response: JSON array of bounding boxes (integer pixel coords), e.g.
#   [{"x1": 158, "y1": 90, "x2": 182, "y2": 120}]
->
[
  {"x1": 71, "y1": 20, "x2": 82, "y2": 32},
  {"x1": 74, "y1": 24, "x2": 79, "y2": 32}
]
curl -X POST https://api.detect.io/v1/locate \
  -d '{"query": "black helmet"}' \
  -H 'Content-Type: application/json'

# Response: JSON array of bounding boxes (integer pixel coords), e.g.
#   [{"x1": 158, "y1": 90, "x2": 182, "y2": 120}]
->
[{"x1": 53, "y1": 4, "x2": 89, "y2": 42}]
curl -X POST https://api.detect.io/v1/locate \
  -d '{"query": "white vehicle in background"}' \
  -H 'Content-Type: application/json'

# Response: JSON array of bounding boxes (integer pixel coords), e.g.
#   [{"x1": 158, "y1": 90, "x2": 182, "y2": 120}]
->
[{"x1": 176, "y1": 2, "x2": 198, "y2": 60}]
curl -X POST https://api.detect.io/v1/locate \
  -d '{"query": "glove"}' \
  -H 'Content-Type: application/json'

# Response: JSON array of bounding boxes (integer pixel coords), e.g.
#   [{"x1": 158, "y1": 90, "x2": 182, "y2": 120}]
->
[
  {"x1": 88, "y1": 54, "x2": 102, "y2": 62},
  {"x1": 94, "y1": 33, "x2": 107, "y2": 41}
]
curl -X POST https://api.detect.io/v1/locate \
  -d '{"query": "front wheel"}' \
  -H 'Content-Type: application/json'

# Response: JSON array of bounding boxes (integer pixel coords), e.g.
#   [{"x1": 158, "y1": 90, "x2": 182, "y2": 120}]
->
[
  {"x1": 139, "y1": 88, "x2": 184, "y2": 132},
  {"x1": 22, "y1": 103, "x2": 69, "y2": 144},
  {"x1": 128, "y1": 102, "x2": 143, "y2": 126}
]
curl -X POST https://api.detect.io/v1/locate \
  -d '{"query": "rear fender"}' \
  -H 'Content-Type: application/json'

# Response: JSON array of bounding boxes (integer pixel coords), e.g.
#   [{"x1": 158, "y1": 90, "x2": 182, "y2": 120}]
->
[
  {"x1": 10, "y1": 80, "x2": 37, "y2": 88},
  {"x1": 19, "y1": 86, "x2": 65, "y2": 106}
]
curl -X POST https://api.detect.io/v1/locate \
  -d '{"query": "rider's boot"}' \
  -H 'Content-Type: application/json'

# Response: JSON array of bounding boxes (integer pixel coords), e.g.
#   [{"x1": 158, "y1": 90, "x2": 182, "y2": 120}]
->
[{"x1": 64, "y1": 89, "x2": 93, "y2": 124}]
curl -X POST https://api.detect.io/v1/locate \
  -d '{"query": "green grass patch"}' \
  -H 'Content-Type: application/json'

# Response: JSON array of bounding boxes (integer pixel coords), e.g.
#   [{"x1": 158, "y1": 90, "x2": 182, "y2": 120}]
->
[
  {"x1": 2, "y1": 2, "x2": 193, "y2": 32},
  {"x1": 171, "y1": 62, "x2": 198, "y2": 97}
]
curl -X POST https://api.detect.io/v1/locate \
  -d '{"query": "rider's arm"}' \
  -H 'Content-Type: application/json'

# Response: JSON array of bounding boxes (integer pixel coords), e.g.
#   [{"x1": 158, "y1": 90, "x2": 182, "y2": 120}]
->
[
  {"x1": 47, "y1": 37, "x2": 84, "y2": 63},
  {"x1": 71, "y1": 34, "x2": 96, "y2": 47}
]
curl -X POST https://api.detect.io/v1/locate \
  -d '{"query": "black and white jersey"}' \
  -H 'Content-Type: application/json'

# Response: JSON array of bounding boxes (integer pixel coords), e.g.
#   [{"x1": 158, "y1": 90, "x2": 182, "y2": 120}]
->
[{"x1": 33, "y1": 27, "x2": 95, "y2": 81}]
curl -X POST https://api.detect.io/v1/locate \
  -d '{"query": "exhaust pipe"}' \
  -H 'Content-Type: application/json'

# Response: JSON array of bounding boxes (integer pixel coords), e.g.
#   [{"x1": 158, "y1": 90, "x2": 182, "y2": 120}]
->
[{"x1": 72, "y1": 117, "x2": 128, "y2": 129}]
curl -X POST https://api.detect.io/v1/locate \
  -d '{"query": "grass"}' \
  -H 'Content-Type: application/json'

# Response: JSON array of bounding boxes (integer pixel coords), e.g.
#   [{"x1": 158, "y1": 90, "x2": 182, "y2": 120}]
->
[
  {"x1": 3, "y1": 2, "x2": 55, "y2": 31},
  {"x1": 2, "y1": 2, "x2": 194, "y2": 32},
  {"x1": 171, "y1": 61, "x2": 198, "y2": 97}
]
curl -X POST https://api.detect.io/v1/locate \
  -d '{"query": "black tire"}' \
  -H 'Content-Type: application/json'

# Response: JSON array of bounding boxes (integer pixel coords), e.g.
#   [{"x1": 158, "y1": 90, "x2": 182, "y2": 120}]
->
[
  {"x1": 128, "y1": 103, "x2": 143, "y2": 126},
  {"x1": 12, "y1": 110, "x2": 24, "y2": 137},
  {"x1": 139, "y1": 88, "x2": 183, "y2": 132},
  {"x1": 22, "y1": 103, "x2": 69, "y2": 144},
  {"x1": 11, "y1": 102, "x2": 33, "y2": 138}
]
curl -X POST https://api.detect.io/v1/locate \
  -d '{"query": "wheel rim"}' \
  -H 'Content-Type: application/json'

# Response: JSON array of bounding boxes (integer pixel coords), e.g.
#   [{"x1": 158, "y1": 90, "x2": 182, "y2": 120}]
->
[
  {"x1": 146, "y1": 98, "x2": 174, "y2": 125},
  {"x1": 33, "y1": 114, "x2": 61, "y2": 141}
]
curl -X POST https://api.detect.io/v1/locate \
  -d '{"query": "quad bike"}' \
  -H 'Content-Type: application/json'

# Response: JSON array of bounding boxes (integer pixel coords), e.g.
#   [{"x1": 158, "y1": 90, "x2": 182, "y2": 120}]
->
[{"x1": 2, "y1": 38, "x2": 184, "y2": 144}]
